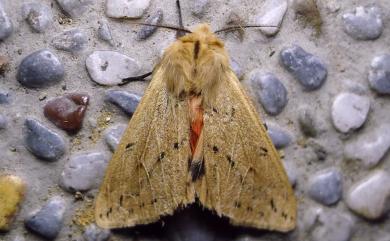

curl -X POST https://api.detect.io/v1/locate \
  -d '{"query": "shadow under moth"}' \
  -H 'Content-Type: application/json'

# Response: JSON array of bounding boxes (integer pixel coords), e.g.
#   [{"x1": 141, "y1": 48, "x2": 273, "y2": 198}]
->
[{"x1": 95, "y1": 23, "x2": 297, "y2": 232}]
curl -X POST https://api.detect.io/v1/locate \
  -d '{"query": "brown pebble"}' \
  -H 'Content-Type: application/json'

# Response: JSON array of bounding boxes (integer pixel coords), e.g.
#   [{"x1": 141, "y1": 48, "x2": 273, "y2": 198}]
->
[{"x1": 44, "y1": 93, "x2": 89, "y2": 133}]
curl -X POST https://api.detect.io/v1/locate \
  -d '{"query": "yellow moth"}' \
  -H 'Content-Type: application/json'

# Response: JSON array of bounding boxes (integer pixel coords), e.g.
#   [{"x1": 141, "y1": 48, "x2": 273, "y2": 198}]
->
[{"x1": 95, "y1": 23, "x2": 297, "y2": 232}]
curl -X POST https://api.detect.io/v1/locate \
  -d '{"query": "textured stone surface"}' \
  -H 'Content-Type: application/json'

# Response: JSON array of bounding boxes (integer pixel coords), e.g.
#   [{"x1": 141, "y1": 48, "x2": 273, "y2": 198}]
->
[
  {"x1": 106, "y1": 0, "x2": 151, "y2": 18},
  {"x1": 97, "y1": 19, "x2": 114, "y2": 45},
  {"x1": 280, "y1": 45, "x2": 327, "y2": 90},
  {"x1": 255, "y1": 0, "x2": 288, "y2": 36},
  {"x1": 298, "y1": 106, "x2": 321, "y2": 137},
  {"x1": 137, "y1": 10, "x2": 163, "y2": 40},
  {"x1": 56, "y1": 0, "x2": 93, "y2": 18},
  {"x1": 44, "y1": 93, "x2": 89, "y2": 133},
  {"x1": 308, "y1": 168, "x2": 343, "y2": 206},
  {"x1": 346, "y1": 170, "x2": 390, "y2": 219},
  {"x1": 191, "y1": 0, "x2": 209, "y2": 17},
  {"x1": 104, "y1": 123, "x2": 127, "y2": 151},
  {"x1": 249, "y1": 71, "x2": 288, "y2": 115},
  {"x1": 0, "y1": 114, "x2": 7, "y2": 129},
  {"x1": 83, "y1": 224, "x2": 111, "y2": 241},
  {"x1": 105, "y1": 90, "x2": 141, "y2": 116},
  {"x1": 17, "y1": 50, "x2": 64, "y2": 88},
  {"x1": 369, "y1": 54, "x2": 390, "y2": 94},
  {"x1": 86, "y1": 51, "x2": 141, "y2": 86},
  {"x1": 344, "y1": 124, "x2": 390, "y2": 168},
  {"x1": 342, "y1": 4, "x2": 383, "y2": 40},
  {"x1": 60, "y1": 152, "x2": 109, "y2": 192},
  {"x1": 21, "y1": 3, "x2": 53, "y2": 33},
  {"x1": 331, "y1": 92, "x2": 370, "y2": 133},
  {"x1": 51, "y1": 29, "x2": 88, "y2": 53},
  {"x1": 23, "y1": 118, "x2": 66, "y2": 161},
  {"x1": 0, "y1": 175, "x2": 25, "y2": 231},
  {"x1": 25, "y1": 196, "x2": 66, "y2": 239},
  {"x1": 0, "y1": 1, "x2": 13, "y2": 40}
]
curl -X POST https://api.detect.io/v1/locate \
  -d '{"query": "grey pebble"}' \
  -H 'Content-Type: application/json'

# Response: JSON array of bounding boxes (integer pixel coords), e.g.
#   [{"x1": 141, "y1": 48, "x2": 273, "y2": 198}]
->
[
  {"x1": 98, "y1": 19, "x2": 114, "y2": 45},
  {"x1": 191, "y1": 0, "x2": 209, "y2": 18},
  {"x1": 21, "y1": 3, "x2": 53, "y2": 33},
  {"x1": 267, "y1": 123, "x2": 292, "y2": 149},
  {"x1": 298, "y1": 106, "x2": 321, "y2": 137},
  {"x1": 17, "y1": 49, "x2": 64, "y2": 88},
  {"x1": 137, "y1": 9, "x2": 163, "y2": 40},
  {"x1": 368, "y1": 54, "x2": 390, "y2": 94},
  {"x1": 52, "y1": 29, "x2": 88, "y2": 53},
  {"x1": 56, "y1": 0, "x2": 93, "y2": 18},
  {"x1": 0, "y1": 114, "x2": 7, "y2": 129},
  {"x1": 283, "y1": 160, "x2": 298, "y2": 187},
  {"x1": 0, "y1": 91, "x2": 10, "y2": 104},
  {"x1": 60, "y1": 152, "x2": 109, "y2": 192},
  {"x1": 280, "y1": 45, "x2": 327, "y2": 91},
  {"x1": 230, "y1": 58, "x2": 243, "y2": 79},
  {"x1": 308, "y1": 168, "x2": 343, "y2": 206},
  {"x1": 83, "y1": 224, "x2": 111, "y2": 241},
  {"x1": 23, "y1": 118, "x2": 66, "y2": 161},
  {"x1": 25, "y1": 196, "x2": 66, "y2": 240},
  {"x1": 105, "y1": 0, "x2": 151, "y2": 19},
  {"x1": 342, "y1": 4, "x2": 383, "y2": 40},
  {"x1": 106, "y1": 90, "x2": 141, "y2": 116},
  {"x1": 249, "y1": 71, "x2": 288, "y2": 115},
  {"x1": 104, "y1": 124, "x2": 127, "y2": 151},
  {"x1": 0, "y1": 1, "x2": 13, "y2": 40}
]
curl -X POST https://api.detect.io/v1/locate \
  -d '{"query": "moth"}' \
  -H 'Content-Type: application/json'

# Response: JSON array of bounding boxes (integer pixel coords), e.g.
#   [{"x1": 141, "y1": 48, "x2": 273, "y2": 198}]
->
[{"x1": 95, "y1": 23, "x2": 297, "y2": 232}]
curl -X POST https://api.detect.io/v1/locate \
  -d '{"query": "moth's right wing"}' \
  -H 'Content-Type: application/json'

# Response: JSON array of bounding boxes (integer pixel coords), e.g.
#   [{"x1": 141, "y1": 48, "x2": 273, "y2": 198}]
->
[{"x1": 95, "y1": 68, "x2": 194, "y2": 229}]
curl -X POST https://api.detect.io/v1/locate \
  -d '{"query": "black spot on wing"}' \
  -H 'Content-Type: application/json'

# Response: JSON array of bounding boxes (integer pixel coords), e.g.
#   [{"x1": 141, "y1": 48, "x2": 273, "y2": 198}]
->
[
  {"x1": 126, "y1": 143, "x2": 134, "y2": 149},
  {"x1": 194, "y1": 40, "x2": 200, "y2": 60},
  {"x1": 157, "y1": 152, "x2": 165, "y2": 161},
  {"x1": 190, "y1": 158, "x2": 205, "y2": 182},
  {"x1": 260, "y1": 147, "x2": 268, "y2": 156},
  {"x1": 173, "y1": 142, "x2": 179, "y2": 149},
  {"x1": 213, "y1": 146, "x2": 219, "y2": 153},
  {"x1": 226, "y1": 155, "x2": 235, "y2": 167}
]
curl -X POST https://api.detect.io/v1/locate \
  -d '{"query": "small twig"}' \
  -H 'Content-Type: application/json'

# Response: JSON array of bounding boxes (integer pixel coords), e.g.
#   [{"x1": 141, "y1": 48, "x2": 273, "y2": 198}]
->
[{"x1": 118, "y1": 72, "x2": 153, "y2": 86}]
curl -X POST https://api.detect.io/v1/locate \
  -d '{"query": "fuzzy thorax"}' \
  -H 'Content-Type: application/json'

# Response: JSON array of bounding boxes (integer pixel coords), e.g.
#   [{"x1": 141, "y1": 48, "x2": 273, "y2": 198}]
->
[{"x1": 160, "y1": 24, "x2": 230, "y2": 105}]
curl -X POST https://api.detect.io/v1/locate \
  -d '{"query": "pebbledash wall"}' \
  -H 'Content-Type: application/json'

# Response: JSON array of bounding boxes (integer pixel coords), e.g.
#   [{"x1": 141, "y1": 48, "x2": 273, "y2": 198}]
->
[{"x1": 0, "y1": 0, "x2": 390, "y2": 241}]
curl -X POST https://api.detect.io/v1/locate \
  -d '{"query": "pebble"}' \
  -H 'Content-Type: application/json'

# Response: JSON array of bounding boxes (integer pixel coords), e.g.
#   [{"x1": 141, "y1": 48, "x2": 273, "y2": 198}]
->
[
  {"x1": 98, "y1": 19, "x2": 114, "y2": 45},
  {"x1": 104, "y1": 124, "x2": 127, "y2": 151},
  {"x1": 344, "y1": 124, "x2": 390, "y2": 168},
  {"x1": 21, "y1": 3, "x2": 53, "y2": 33},
  {"x1": 56, "y1": 0, "x2": 93, "y2": 18},
  {"x1": 280, "y1": 45, "x2": 327, "y2": 90},
  {"x1": 51, "y1": 29, "x2": 88, "y2": 53},
  {"x1": 331, "y1": 92, "x2": 370, "y2": 133},
  {"x1": 230, "y1": 58, "x2": 243, "y2": 79},
  {"x1": 44, "y1": 93, "x2": 89, "y2": 133},
  {"x1": 305, "y1": 207, "x2": 355, "y2": 241},
  {"x1": 308, "y1": 168, "x2": 343, "y2": 206},
  {"x1": 0, "y1": 114, "x2": 7, "y2": 129},
  {"x1": 60, "y1": 152, "x2": 109, "y2": 192},
  {"x1": 86, "y1": 51, "x2": 141, "y2": 86},
  {"x1": 0, "y1": 91, "x2": 10, "y2": 104},
  {"x1": 0, "y1": 1, "x2": 13, "y2": 40},
  {"x1": 137, "y1": 9, "x2": 163, "y2": 40},
  {"x1": 17, "y1": 50, "x2": 64, "y2": 88},
  {"x1": 342, "y1": 5, "x2": 383, "y2": 40},
  {"x1": 283, "y1": 161, "x2": 298, "y2": 187},
  {"x1": 105, "y1": 90, "x2": 141, "y2": 116},
  {"x1": 345, "y1": 170, "x2": 390, "y2": 219},
  {"x1": 0, "y1": 175, "x2": 25, "y2": 231},
  {"x1": 368, "y1": 54, "x2": 390, "y2": 94},
  {"x1": 249, "y1": 71, "x2": 288, "y2": 115},
  {"x1": 267, "y1": 123, "x2": 292, "y2": 149},
  {"x1": 298, "y1": 106, "x2": 320, "y2": 137},
  {"x1": 83, "y1": 224, "x2": 111, "y2": 241},
  {"x1": 106, "y1": 0, "x2": 151, "y2": 18},
  {"x1": 25, "y1": 196, "x2": 66, "y2": 239},
  {"x1": 255, "y1": 0, "x2": 288, "y2": 36},
  {"x1": 23, "y1": 118, "x2": 66, "y2": 161},
  {"x1": 191, "y1": 0, "x2": 209, "y2": 18}
]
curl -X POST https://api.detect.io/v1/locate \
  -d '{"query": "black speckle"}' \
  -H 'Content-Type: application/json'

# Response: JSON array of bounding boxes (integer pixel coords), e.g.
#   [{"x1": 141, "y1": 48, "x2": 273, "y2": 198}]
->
[
  {"x1": 126, "y1": 143, "x2": 134, "y2": 149},
  {"x1": 140, "y1": 202, "x2": 145, "y2": 208},
  {"x1": 231, "y1": 107, "x2": 236, "y2": 117},
  {"x1": 282, "y1": 212, "x2": 288, "y2": 219},
  {"x1": 157, "y1": 152, "x2": 166, "y2": 161},
  {"x1": 151, "y1": 198, "x2": 157, "y2": 204},
  {"x1": 263, "y1": 122, "x2": 268, "y2": 130},
  {"x1": 173, "y1": 142, "x2": 179, "y2": 149},
  {"x1": 226, "y1": 155, "x2": 235, "y2": 167},
  {"x1": 190, "y1": 159, "x2": 205, "y2": 182},
  {"x1": 213, "y1": 146, "x2": 219, "y2": 153},
  {"x1": 260, "y1": 147, "x2": 268, "y2": 156},
  {"x1": 99, "y1": 214, "x2": 103, "y2": 218},
  {"x1": 194, "y1": 40, "x2": 200, "y2": 60},
  {"x1": 234, "y1": 201, "x2": 241, "y2": 208},
  {"x1": 270, "y1": 199, "x2": 277, "y2": 212},
  {"x1": 187, "y1": 157, "x2": 192, "y2": 170},
  {"x1": 119, "y1": 195, "x2": 123, "y2": 206},
  {"x1": 246, "y1": 206, "x2": 253, "y2": 212},
  {"x1": 212, "y1": 107, "x2": 218, "y2": 113}
]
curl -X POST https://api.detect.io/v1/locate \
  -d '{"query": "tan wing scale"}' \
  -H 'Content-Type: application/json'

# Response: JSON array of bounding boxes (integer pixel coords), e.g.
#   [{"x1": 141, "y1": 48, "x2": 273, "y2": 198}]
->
[
  {"x1": 95, "y1": 68, "x2": 194, "y2": 229},
  {"x1": 199, "y1": 70, "x2": 297, "y2": 232}
]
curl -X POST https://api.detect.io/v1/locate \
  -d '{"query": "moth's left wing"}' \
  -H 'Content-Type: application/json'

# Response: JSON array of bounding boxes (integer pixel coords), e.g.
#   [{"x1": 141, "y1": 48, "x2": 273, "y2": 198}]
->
[{"x1": 200, "y1": 71, "x2": 297, "y2": 232}]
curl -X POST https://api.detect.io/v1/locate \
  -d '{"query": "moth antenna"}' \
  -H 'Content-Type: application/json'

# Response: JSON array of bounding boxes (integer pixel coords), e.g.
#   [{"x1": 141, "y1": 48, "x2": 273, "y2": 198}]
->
[
  {"x1": 214, "y1": 25, "x2": 278, "y2": 34},
  {"x1": 176, "y1": 0, "x2": 186, "y2": 38},
  {"x1": 118, "y1": 72, "x2": 153, "y2": 86},
  {"x1": 129, "y1": 22, "x2": 191, "y2": 34}
]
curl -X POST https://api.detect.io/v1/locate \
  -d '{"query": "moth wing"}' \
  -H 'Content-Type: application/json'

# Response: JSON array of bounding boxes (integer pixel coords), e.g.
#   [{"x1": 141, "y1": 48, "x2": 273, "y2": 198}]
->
[
  {"x1": 95, "y1": 68, "x2": 194, "y2": 229},
  {"x1": 200, "y1": 71, "x2": 297, "y2": 232}
]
